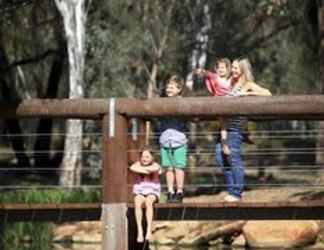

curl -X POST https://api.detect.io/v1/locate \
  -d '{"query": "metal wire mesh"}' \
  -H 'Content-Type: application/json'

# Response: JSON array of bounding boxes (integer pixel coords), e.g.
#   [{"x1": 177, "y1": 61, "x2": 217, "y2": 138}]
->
[{"x1": 0, "y1": 119, "x2": 323, "y2": 193}]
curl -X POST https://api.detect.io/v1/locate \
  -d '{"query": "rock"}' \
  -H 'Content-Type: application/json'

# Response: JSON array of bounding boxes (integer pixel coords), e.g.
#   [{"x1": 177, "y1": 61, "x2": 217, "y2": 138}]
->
[
  {"x1": 150, "y1": 229, "x2": 176, "y2": 245},
  {"x1": 72, "y1": 230, "x2": 101, "y2": 243},
  {"x1": 53, "y1": 221, "x2": 101, "y2": 243},
  {"x1": 53, "y1": 224, "x2": 78, "y2": 242},
  {"x1": 150, "y1": 221, "x2": 199, "y2": 244},
  {"x1": 232, "y1": 234, "x2": 246, "y2": 248},
  {"x1": 307, "y1": 242, "x2": 324, "y2": 249},
  {"x1": 179, "y1": 221, "x2": 246, "y2": 246},
  {"x1": 243, "y1": 220, "x2": 319, "y2": 248},
  {"x1": 53, "y1": 243, "x2": 101, "y2": 250},
  {"x1": 208, "y1": 238, "x2": 223, "y2": 246}
]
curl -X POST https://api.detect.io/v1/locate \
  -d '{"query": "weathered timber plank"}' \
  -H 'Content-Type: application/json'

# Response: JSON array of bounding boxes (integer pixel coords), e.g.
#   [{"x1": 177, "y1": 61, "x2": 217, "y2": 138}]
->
[
  {"x1": 1, "y1": 202, "x2": 324, "y2": 222},
  {"x1": 1, "y1": 96, "x2": 324, "y2": 120}
]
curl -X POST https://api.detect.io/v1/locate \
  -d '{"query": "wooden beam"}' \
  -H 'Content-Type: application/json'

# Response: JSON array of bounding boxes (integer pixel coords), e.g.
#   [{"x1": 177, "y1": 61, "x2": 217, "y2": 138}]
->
[
  {"x1": 128, "y1": 201, "x2": 324, "y2": 220},
  {"x1": 117, "y1": 96, "x2": 324, "y2": 119},
  {"x1": 0, "y1": 99, "x2": 108, "y2": 119},
  {"x1": 1, "y1": 96, "x2": 324, "y2": 120},
  {"x1": 0, "y1": 203, "x2": 100, "y2": 222},
  {"x1": 0, "y1": 201, "x2": 324, "y2": 222}
]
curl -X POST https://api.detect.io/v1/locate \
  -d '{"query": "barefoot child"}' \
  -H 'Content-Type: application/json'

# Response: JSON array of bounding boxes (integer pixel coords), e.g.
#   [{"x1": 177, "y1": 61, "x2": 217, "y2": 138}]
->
[{"x1": 130, "y1": 148, "x2": 161, "y2": 242}]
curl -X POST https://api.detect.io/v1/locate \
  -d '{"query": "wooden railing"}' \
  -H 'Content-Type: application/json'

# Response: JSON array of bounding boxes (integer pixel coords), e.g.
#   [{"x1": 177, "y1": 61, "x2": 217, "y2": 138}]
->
[{"x1": 1, "y1": 96, "x2": 324, "y2": 250}]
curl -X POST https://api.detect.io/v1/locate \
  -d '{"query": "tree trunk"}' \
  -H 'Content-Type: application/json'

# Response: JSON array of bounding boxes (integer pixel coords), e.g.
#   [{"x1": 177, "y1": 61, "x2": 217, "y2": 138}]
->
[
  {"x1": 33, "y1": 33, "x2": 66, "y2": 169},
  {"x1": 0, "y1": 34, "x2": 31, "y2": 170},
  {"x1": 185, "y1": 0, "x2": 211, "y2": 91},
  {"x1": 55, "y1": 0, "x2": 89, "y2": 187},
  {"x1": 317, "y1": 2, "x2": 324, "y2": 178},
  {"x1": 184, "y1": 0, "x2": 211, "y2": 177}
]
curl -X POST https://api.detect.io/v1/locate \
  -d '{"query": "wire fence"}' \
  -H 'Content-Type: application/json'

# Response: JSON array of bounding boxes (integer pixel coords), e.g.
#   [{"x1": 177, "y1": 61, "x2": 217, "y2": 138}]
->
[{"x1": 0, "y1": 120, "x2": 323, "y2": 193}]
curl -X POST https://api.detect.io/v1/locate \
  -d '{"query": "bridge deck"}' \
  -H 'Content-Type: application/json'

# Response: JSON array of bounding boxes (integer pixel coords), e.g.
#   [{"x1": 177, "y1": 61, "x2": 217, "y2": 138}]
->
[
  {"x1": 0, "y1": 203, "x2": 101, "y2": 222},
  {"x1": 1, "y1": 201, "x2": 324, "y2": 222}
]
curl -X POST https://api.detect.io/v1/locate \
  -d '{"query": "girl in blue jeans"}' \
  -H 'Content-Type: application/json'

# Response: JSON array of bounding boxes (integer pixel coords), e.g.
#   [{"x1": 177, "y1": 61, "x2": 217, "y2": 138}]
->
[{"x1": 215, "y1": 58, "x2": 272, "y2": 202}]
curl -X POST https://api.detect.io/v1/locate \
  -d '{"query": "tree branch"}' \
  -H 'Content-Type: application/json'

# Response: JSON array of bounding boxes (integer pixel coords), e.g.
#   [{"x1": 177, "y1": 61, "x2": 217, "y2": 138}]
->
[
  {"x1": 0, "y1": 49, "x2": 61, "y2": 72},
  {"x1": 242, "y1": 20, "x2": 300, "y2": 54}
]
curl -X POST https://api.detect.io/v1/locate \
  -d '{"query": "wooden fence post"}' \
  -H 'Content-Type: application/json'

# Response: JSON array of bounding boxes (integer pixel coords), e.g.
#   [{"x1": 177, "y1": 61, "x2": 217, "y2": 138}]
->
[{"x1": 102, "y1": 98, "x2": 128, "y2": 250}]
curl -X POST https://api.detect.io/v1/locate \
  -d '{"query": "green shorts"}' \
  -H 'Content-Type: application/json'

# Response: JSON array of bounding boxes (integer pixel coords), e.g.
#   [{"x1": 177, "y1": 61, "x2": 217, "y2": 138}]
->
[{"x1": 160, "y1": 145, "x2": 187, "y2": 169}]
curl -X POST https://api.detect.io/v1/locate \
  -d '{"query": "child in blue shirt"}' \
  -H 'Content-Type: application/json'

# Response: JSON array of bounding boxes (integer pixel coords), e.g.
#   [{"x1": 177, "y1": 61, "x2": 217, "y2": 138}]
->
[{"x1": 159, "y1": 75, "x2": 188, "y2": 203}]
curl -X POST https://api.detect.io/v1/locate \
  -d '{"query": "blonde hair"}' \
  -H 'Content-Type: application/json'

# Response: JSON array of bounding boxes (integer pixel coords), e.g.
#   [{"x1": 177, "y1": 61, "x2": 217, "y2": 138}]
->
[{"x1": 234, "y1": 58, "x2": 255, "y2": 83}]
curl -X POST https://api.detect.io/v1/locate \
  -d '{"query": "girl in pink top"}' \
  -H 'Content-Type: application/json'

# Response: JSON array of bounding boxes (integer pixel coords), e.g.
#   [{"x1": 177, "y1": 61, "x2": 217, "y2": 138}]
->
[
  {"x1": 129, "y1": 147, "x2": 161, "y2": 243},
  {"x1": 202, "y1": 58, "x2": 232, "y2": 96},
  {"x1": 195, "y1": 58, "x2": 232, "y2": 155}
]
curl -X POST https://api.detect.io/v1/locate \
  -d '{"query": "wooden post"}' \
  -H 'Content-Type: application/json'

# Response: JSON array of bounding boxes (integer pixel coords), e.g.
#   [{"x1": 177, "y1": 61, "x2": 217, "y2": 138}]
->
[{"x1": 102, "y1": 98, "x2": 128, "y2": 250}]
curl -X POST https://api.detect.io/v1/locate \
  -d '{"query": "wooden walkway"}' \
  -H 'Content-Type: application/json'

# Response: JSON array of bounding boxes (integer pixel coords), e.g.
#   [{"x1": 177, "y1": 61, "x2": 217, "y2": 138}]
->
[
  {"x1": 149, "y1": 201, "x2": 324, "y2": 220},
  {"x1": 0, "y1": 203, "x2": 101, "y2": 222},
  {"x1": 2, "y1": 201, "x2": 324, "y2": 222}
]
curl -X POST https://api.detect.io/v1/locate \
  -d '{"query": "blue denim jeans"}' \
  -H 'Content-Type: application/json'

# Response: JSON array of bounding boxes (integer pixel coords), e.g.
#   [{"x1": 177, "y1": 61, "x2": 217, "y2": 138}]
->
[{"x1": 215, "y1": 128, "x2": 244, "y2": 198}]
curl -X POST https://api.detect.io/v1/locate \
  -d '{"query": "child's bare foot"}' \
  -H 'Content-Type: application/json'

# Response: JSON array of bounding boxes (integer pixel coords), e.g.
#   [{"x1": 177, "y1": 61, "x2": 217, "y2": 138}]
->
[
  {"x1": 137, "y1": 232, "x2": 144, "y2": 242},
  {"x1": 145, "y1": 231, "x2": 152, "y2": 241}
]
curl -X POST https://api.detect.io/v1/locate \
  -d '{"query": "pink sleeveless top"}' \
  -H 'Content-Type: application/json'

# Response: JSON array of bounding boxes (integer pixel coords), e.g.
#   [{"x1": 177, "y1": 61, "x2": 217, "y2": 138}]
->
[{"x1": 133, "y1": 165, "x2": 161, "y2": 198}]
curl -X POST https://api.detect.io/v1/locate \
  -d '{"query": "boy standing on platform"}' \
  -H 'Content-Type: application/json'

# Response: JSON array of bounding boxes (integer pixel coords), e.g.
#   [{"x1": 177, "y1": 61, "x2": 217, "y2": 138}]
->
[{"x1": 159, "y1": 75, "x2": 188, "y2": 203}]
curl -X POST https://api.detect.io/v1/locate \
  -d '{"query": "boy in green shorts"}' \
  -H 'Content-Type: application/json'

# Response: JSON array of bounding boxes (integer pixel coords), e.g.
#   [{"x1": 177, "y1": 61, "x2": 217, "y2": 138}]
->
[{"x1": 159, "y1": 75, "x2": 188, "y2": 203}]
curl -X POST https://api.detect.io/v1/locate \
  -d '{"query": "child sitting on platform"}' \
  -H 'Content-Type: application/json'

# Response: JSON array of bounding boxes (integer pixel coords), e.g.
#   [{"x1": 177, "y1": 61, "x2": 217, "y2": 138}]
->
[{"x1": 129, "y1": 147, "x2": 161, "y2": 242}]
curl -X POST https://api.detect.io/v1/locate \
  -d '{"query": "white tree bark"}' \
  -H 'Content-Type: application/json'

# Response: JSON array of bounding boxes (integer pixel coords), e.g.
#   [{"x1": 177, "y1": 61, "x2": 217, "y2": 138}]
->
[
  {"x1": 185, "y1": 0, "x2": 211, "y2": 90},
  {"x1": 16, "y1": 66, "x2": 32, "y2": 99},
  {"x1": 185, "y1": 1, "x2": 211, "y2": 171},
  {"x1": 55, "y1": 0, "x2": 90, "y2": 187}
]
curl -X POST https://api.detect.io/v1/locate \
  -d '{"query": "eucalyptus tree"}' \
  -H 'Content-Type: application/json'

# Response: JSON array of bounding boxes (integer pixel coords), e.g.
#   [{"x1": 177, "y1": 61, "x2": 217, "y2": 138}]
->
[
  {"x1": 182, "y1": 0, "x2": 211, "y2": 91},
  {"x1": 319, "y1": 0, "x2": 324, "y2": 92},
  {"x1": 0, "y1": 0, "x2": 66, "y2": 171},
  {"x1": 55, "y1": 0, "x2": 91, "y2": 187},
  {"x1": 316, "y1": 0, "x2": 324, "y2": 172}
]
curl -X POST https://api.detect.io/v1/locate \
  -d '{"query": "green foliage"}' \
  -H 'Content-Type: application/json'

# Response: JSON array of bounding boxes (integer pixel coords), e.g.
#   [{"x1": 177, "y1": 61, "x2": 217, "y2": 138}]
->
[
  {"x1": 85, "y1": 0, "x2": 185, "y2": 98},
  {"x1": 0, "y1": 0, "x2": 63, "y2": 100},
  {"x1": 3, "y1": 222, "x2": 52, "y2": 250},
  {"x1": 0, "y1": 188, "x2": 101, "y2": 249},
  {"x1": 84, "y1": 0, "x2": 319, "y2": 98},
  {"x1": 1, "y1": 0, "x2": 319, "y2": 98},
  {"x1": 0, "y1": 188, "x2": 101, "y2": 204}
]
